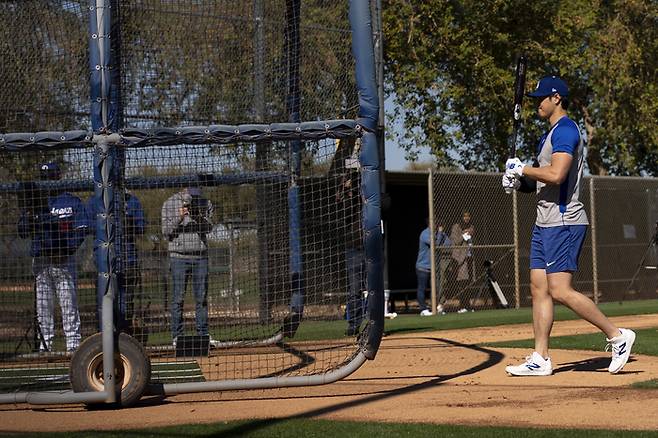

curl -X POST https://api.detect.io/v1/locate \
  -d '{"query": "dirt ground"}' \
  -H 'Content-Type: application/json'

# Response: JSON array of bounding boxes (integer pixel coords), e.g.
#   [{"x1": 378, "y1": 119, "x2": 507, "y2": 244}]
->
[{"x1": 2, "y1": 314, "x2": 658, "y2": 433}]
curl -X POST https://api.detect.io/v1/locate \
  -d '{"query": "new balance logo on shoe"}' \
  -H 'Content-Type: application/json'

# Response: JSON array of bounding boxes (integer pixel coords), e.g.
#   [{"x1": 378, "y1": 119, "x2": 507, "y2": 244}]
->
[
  {"x1": 506, "y1": 352, "x2": 553, "y2": 376},
  {"x1": 607, "y1": 329, "x2": 635, "y2": 374}
]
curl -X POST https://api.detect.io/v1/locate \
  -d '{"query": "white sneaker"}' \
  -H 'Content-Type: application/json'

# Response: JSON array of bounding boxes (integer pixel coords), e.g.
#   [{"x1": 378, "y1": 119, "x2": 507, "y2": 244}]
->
[
  {"x1": 606, "y1": 328, "x2": 636, "y2": 374},
  {"x1": 385, "y1": 311, "x2": 398, "y2": 319},
  {"x1": 457, "y1": 308, "x2": 468, "y2": 314},
  {"x1": 505, "y1": 352, "x2": 553, "y2": 376},
  {"x1": 420, "y1": 309, "x2": 432, "y2": 316},
  {"x1": 436, "y1": 304, "x2": 445, "y2": 315}
]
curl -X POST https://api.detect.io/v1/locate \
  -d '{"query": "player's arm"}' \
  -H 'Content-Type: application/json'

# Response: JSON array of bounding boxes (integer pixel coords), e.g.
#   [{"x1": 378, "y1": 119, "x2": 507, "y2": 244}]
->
[{"x1": 521, "y1": 152, "x2": 572, "y2": 185}]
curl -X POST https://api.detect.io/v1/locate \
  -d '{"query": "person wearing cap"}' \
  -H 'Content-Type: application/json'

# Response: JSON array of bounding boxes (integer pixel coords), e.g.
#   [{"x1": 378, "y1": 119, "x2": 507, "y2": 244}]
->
[
  {"x1": 161, "y1": 187, "x2": 216, "y2": 347},
  {"x1": 17, "y1": 162, "x2": 89, "y2": 352},
  {"x1": 502, "y1": 76, "x2": 635, "y2": 376}
]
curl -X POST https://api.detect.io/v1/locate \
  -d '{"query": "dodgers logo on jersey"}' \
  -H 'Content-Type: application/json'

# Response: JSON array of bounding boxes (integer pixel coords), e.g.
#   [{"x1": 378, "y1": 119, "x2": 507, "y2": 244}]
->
[{"x1": 51, "y1": 207, "x2": 73, "y2": 218}]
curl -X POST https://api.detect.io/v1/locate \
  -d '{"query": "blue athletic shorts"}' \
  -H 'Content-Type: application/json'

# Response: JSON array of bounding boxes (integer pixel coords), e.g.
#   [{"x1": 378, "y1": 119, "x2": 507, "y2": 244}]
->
[{"x1": 529, "y1": 225, "x2": 587, "y2": 273}]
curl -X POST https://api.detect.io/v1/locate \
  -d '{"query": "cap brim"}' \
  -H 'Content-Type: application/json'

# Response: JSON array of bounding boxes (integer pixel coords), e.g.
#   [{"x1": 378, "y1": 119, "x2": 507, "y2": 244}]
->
[{"x1": 526, "y1": 91, "x2": 549, "y2": 98}]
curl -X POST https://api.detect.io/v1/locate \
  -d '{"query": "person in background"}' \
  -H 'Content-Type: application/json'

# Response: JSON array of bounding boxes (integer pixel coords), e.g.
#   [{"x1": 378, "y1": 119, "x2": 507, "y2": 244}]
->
[
  {"x1": 336, "y1": 171, "x2": 365, "y2": 336},
  {"x1": 88, "y1": 189, "x2": 146, "y2": 334},
  {"x1": 161, "y1": 187, "x2": 216, "y2": 347},
  {"x1": 450, "y1": 211, "x2": 475, "y2": 313},
  {"x1": 416, "y1": 218, "x2": 451, "y2": 316},
  {"x1": 18, "y1": 162, "x2": 88, "y2": 352}
]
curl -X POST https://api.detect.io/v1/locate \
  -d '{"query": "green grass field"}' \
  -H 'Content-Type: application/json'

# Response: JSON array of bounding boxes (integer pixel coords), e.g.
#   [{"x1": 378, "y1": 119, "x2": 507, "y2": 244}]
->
[{"x1": 6, "y1": 419, "x2": 658, "y2": 438}]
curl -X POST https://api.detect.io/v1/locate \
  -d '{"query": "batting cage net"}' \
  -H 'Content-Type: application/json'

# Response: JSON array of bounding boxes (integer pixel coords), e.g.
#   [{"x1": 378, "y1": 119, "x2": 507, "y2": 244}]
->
[
  {"x1": 430, "y1": 171, "x2": 658, "y2": 313},
  {"x1": 0, "y1": 0, "x2": 383, "y2": 403}
]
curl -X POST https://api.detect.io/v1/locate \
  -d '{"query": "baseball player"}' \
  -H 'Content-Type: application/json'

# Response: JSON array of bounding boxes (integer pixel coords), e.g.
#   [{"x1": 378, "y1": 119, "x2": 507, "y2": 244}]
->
[
  {"x1": 17, "y1": 163, "x2": 89, "y2": 352},
  {"x1": 503, "y1": 76, "x2": 635, "y2": 375}
]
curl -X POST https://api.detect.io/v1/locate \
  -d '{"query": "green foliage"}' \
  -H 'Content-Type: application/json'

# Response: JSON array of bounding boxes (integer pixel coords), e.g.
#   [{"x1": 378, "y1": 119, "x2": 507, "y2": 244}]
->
[
  {"x1": 117, "y1": 0, "x2": 356, "y2": 126},
  {"x1": 383, "y1": 0, "x2": 658, "y2": 175}
]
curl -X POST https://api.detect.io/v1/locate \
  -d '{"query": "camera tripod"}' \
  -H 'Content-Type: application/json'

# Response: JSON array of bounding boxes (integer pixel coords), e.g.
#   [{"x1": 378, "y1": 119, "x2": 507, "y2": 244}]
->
[
  {"x1": 474, "y1": 259, "x2": 509, "y2": 309},
  {"x1": 621, "y1": 222, "x2": 658, "y2": 303}
]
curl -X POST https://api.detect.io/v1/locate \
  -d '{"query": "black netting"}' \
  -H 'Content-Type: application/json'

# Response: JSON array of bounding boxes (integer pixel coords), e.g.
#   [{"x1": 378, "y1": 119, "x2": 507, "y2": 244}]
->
[
  {"x1": 0, "y1": 1, "x2": 90, "y2": 133},
  {"x1": 116, "y1": 0, "x2": 357, "y2": 128}
]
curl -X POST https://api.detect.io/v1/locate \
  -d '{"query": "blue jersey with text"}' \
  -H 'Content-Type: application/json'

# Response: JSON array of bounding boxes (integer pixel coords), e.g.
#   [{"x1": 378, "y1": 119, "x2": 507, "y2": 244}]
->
[{"x1": 18, "y1": 192, "x2": 89, "y2": 258}]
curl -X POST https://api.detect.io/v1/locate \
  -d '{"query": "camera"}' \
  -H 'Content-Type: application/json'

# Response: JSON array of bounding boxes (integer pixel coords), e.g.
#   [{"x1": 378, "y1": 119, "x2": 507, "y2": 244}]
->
[{"x1": 183, "y1": 196, "x2": 203, "y2": 218}]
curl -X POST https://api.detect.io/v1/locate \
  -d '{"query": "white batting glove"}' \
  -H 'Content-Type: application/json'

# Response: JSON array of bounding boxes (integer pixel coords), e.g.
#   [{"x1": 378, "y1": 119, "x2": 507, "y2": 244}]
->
[
  {"x1": 502, "y1": 173, "x2": 520, "y2": 194},
  {"x1": 505, "y1": 157, "x2": 525, "y2": 178}
]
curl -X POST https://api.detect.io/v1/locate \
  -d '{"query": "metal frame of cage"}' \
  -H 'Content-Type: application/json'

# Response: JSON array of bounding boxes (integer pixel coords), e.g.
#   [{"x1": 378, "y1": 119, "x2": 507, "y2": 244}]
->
[{"x1": 0, "y1": 0, "x2": 384, "y2": 406}]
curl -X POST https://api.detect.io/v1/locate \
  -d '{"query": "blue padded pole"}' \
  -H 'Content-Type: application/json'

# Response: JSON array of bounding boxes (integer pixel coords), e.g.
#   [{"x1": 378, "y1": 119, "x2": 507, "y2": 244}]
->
[
  {"x1": 286, "y1": 0, "x2": 304, "y2": 315},
  {"x1": 89, "y1": 0, "x2": 118, "y2": 404},
  {"x1": 349, "y1": 0, "x2": 384, "y2": 359}
]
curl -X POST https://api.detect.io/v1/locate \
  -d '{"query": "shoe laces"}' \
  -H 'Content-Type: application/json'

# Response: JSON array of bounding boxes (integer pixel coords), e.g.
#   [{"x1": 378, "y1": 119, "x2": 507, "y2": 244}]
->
[
  {"x1": 523, "y1": 355, "x2": 535, "y2": 365},
  {"x1": 605, "y1": 342, "x2": 621, "y2": 358}
]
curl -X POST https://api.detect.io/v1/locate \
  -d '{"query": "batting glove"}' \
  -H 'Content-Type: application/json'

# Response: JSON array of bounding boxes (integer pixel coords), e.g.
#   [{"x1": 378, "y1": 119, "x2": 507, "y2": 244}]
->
[
  {"x1": 505, "y1": 157, "x2": 525, "y2": 178},
  {"x1": 502, "y1": 173, "x2": 520, "y2": 194}
]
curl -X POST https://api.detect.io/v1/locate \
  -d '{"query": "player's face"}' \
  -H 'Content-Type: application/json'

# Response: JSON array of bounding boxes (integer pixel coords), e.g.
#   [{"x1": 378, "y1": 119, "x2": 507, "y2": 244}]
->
[{"x1": 536, "y1": 94, "x2": 560, "y2": 119}]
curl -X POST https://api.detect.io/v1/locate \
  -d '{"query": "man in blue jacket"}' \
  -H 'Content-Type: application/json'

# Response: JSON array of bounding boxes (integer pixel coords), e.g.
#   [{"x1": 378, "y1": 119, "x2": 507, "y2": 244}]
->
[
  {"x1": 416, "y1": 218, "x2": 451, "y2": 316},
  {"x1": 18, "y1": 163, "x2": 88, "y2": 352},
  {"x1": 88, "y1": 189, "x2": 146, "y2": 333}
]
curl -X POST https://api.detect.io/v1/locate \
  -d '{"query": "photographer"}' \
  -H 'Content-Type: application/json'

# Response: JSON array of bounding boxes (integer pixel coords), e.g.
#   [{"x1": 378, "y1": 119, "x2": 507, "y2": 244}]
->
[
  {"x1": 161, "y1": 187, "x2": 215, "y2": 347},
  {"x1": 17, "y1": 163, "x2": 88, "y2": 353}
]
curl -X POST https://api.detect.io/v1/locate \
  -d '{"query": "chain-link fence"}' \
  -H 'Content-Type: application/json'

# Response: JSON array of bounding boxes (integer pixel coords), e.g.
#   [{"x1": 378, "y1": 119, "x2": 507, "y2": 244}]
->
[{"x1": 429, "y1": 170, "x2": 658, "y2": 312}]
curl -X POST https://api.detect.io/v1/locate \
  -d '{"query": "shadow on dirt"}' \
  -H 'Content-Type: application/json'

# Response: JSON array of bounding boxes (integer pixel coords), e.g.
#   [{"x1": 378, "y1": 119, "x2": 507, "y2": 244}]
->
[
  {"x1": 554, "y1": 356, "x2": 640, "y2": 374},
  {"x1": 216, "y1": 337, "x2": 503, "y2": 437}
]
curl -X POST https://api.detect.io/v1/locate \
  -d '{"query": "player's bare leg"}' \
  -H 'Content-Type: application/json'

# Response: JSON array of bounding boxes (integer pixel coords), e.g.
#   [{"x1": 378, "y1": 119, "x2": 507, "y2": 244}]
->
[
  {"x1": 547, "y1": 271, "x2": 636, "y2": 373},
  {"x1": 530, "y1": 269, "x2": 553, "y2": 358},
  {"x1": 505, "y1": 269, "x2": 554, "y2": 376},
  {"x1": 546, "y1": 272, "x2": 619, "y2": 339}
]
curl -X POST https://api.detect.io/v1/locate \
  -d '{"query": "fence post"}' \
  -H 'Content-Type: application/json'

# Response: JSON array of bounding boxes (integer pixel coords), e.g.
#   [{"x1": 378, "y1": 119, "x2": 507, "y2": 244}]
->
[
  {"x1": 513, "y1": 190, "x2": 520, "y2": 308},
  {"x1": 590, "y1": 177, "x2": 599, "y2": 304},
  {"x1": 428, "y1": 169, "x2": 437, "y2": 314}
]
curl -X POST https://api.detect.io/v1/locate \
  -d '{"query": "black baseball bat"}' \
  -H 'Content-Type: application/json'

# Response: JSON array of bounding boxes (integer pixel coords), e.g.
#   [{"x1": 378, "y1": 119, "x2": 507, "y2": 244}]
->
[{"x1": 509, "y1": 55, "x2": 527, "y2": 158}]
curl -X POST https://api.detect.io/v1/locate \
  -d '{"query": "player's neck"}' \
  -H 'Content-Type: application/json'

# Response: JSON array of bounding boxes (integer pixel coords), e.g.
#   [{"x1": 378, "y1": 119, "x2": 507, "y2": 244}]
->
[{"x1": 549, "y1": 108, "x2": 567, "y2": 126}]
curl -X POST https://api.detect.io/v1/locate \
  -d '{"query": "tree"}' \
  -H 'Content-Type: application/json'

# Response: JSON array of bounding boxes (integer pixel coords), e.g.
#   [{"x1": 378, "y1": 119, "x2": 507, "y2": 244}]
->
[{"x1": 383, "y1": 0, "x2": 658, "y2": 176}]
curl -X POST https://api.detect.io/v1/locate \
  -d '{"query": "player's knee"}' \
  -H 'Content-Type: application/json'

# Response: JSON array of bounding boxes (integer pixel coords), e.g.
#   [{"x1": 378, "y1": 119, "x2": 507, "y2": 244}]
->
[
  {"x1": 548, "y1": 287, "x2": 571, "y2": 303},
  {"x1": 529, "y1": 279, "x2": 549, "y2": 298}
]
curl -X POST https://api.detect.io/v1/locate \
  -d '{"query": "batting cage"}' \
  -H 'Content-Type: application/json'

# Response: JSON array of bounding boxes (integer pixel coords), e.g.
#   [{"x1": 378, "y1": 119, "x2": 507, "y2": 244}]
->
[{"x1": 0, "y1": 0, "x2": 384, "y2": 407}]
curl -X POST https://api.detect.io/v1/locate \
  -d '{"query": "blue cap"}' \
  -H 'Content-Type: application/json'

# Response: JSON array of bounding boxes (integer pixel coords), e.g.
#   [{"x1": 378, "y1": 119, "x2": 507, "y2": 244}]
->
[
  {"x1": 527, "y1": 76, "x2": 569, "y2": 98},
  {"x1": 187, "y1": 187, "x2": 201, "y2": 196},
  {"x1": 39, "y1": 162, "x2": 61, "y2": 180}
]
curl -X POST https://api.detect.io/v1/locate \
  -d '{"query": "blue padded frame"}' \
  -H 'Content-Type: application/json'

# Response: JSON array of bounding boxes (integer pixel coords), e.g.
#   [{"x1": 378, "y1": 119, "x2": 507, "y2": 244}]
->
[{"x1": 350, "y1": 0, "x2": 384, "y2": 359}]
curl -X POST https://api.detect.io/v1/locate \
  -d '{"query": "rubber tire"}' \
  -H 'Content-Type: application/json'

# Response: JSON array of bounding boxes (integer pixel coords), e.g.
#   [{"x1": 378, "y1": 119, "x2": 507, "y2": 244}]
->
[{"x1": 70, "y1": 332, "x2": 151, "y2": 409}]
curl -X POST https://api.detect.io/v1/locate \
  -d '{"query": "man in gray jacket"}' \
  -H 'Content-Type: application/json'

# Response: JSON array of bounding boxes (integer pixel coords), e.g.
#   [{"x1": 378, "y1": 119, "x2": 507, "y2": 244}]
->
[{"x1": 161, "y1": 187, "x2": 214, "y2": 346}]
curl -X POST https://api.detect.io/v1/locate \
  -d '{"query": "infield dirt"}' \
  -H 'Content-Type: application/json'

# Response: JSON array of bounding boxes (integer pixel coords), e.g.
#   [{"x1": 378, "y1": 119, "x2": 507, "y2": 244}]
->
[{"x1": 2, "y1": 314, "x2": 658, "y2": 432}]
